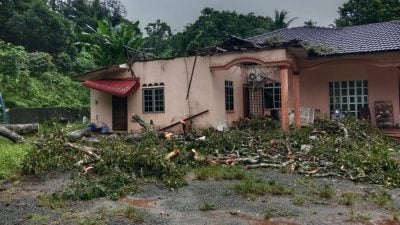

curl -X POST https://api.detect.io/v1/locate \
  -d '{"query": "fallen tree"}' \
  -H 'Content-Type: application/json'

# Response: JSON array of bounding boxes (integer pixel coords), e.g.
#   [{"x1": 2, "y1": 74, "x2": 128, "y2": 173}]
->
[
  {"x1": 0, "y1": 126, "x2": 24, "y2": 143},
  {"x1": 2, "y1": 123, "x2": 39, "y2": 135},
  {"x1": 66, "y1": 128, "x2": 91, "y2": 142}
]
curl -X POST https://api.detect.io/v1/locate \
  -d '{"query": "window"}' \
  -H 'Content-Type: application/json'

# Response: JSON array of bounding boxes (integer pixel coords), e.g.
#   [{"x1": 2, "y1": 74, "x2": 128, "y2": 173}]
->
[
  {"x1": 329, "y1": 80, "x2": 368, "y2": 116},
  {"x1": 225, "y1": 81, "x2": 234, "y2": 111},
  {"x1": 264, "y1": 82, "x2": 281, "y2": 109},
  {"x1": 143, "y1": 87, "x2": 165, "y2": 113}
]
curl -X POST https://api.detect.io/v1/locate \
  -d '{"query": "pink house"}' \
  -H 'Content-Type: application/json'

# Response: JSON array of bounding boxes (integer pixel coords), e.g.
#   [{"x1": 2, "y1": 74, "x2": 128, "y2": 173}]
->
[{"x1": 74, "y1": 21, "x2": 400, "y2": 133}]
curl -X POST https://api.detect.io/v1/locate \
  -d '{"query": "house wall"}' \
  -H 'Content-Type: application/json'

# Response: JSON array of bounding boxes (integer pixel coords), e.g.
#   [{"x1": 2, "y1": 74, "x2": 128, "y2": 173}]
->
[
  {"x1": 127, "y1": 55, "x2": 258, "y2": 133},
  {"x1": 90, "y1": 89, "x2": 112, "y2": 127},
  {"x1": 300, "y1": 62, "x2": 400, "y2": 125}
]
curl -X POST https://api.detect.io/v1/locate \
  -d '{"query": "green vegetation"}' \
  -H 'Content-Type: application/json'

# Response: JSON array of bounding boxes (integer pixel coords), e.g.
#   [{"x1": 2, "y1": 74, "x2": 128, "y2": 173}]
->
[
  {"x1": 169, "y1": 8, "x2": 273, "y2": 56},
  {"x1": 264, "y1": 207, "x2": 298, "y2": 219},
  {"x1": 318, "y1": 184, "x2": 336, "y2": 199},
  {"x1": 335, "y1": 0, "x2": 400, "y2": 27},
  {"x1": 194, "y1": 165, "x2": 249, "y2": 181},
  {"x1": 37, "y1": 193, "x2": 67, "y2": 209},
  {"x1": 339, "y1": 192, "x2": 358, "y2": 206},
  {"x1": 232, "y1": 177, "x2": 292, "y2": 197},
  {"x1": 120, "y1": 205, "x2": 145, "y2": 222},
  {"x1": 22, "y1": 123, "x2": 186, "y2": 200},
  {"x1": 0, "y1": 40, "x2": 90, "y2": 107},
  {"x1": 199, "y1": 202, "x2": 216, "y2": 211},
  {"x1": 292, "y1": 196, "x2": 306, "y2": 206},
  {"x1": 0, "y1": 137, "x2": 30, "y2": 179},
  {"x1": 17, "y1": 117, "x2": 400, "y2": 201},
  {"x1": 367, "y1": 190, "x2": 394, "y2": 209}
]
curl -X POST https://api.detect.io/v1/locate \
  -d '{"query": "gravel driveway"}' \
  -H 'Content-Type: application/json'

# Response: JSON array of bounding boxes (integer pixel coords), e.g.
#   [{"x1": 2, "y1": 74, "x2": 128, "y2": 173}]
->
[{"x1": 0, "y1": 169, "x2": 397, "y2": 225}]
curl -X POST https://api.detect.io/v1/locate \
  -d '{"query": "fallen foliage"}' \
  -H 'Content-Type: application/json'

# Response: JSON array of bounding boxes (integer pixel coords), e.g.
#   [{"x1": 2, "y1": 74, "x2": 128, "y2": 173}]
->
[
  {"x1": 20, "y1": 117, "x2": 400, "y2": 201},
  {"x1": 197, "y1": 118, "x2": 400, "y2": 187},
  {"x1": 22, "y1": 123, "x2": 186, "y2": 200}
]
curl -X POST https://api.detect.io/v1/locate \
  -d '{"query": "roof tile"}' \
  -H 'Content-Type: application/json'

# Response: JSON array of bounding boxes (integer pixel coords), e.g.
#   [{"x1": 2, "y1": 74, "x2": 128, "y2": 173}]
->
[{"x1": 246, "y1": 21, "x2": 400, "y2": 55}]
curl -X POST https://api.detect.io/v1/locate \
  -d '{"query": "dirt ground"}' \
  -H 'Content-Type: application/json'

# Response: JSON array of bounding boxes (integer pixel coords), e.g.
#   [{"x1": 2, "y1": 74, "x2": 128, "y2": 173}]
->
[{"x1": 1, "y1": 169, "x2": 400, "y2": 225}]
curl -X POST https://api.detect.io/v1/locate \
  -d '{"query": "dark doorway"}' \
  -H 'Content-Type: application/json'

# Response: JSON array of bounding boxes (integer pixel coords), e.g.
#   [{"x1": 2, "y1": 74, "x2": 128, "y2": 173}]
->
[
  {"x1": 112, "y1": 96, "x2": 127, "y2": 131},
  {"x1": 243, "y1": 86, "x2": 250, "y2": 118}
]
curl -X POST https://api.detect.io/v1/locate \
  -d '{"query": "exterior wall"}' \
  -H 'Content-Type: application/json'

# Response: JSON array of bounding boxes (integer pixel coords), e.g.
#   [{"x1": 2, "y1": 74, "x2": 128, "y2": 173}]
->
[
  {"x1": 125, "y1": 55, "x2": 254, "y2": 133},
  {"x1": 90, "y1": 89, "x2": 112, "y2": 127},
  {"x1": 300, "y1": 62, "x2": 400, "y2": 125}
]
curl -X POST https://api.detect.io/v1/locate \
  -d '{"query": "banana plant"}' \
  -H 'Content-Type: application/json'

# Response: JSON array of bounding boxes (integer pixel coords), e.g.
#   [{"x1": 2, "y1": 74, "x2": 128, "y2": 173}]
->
[{"x1": 79, "y1": 19, "x2": 143, "y2": 66}]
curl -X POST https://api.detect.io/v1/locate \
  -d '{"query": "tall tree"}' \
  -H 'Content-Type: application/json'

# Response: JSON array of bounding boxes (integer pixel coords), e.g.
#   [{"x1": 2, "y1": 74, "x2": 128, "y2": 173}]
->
[
  {"x1": 270, "y1": 10, "x2": 297, "y2": 30},
  {"x1": 143, "y1": 19, "x2": 173, "y2": 57},
  {"x1": 0, "y1": 0, "x2": 77, "y2": 55},
  {"x1": 47, "y1": 0, "x2": 127, "y2": 30},
  {"x1": 169, "y1": 7, "x2": 273, "y2": 56},
  {"x1": 335, "y1": 0, "x2": 400, "y2": 27}
]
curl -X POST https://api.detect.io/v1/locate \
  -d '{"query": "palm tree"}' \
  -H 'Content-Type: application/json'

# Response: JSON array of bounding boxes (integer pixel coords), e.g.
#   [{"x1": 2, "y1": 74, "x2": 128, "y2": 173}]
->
[{"x1": 270, "y1": 10, "x2": 298, "y2": 30}]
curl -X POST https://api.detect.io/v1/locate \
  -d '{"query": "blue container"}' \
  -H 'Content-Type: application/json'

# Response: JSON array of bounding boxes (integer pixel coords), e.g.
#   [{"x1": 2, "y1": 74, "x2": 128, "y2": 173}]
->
[{"x1": 87, "y1": 123, "x2": 97, "y2": 132}]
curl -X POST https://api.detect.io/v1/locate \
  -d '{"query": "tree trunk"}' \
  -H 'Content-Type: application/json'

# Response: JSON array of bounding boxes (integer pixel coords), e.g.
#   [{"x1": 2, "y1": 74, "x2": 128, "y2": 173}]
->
[
  {"x1": 0, "y1": 126, "x2": 25, "y2": 143},
  {"x1": 131, "y1": 113, "x2": 155, "y2": 132},
  {"x1": 3, "y1": 124, "x2": 39, "y2": 135},
  {"x1": 66, "y1": 129, "x2": 91, "y2": 142}
]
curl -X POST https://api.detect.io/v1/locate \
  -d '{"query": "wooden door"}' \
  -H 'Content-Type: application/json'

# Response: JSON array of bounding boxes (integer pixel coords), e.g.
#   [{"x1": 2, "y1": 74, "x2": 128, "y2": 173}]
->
[{"x1": 112, "y1": 96, "x2": 127, "y2": 131}]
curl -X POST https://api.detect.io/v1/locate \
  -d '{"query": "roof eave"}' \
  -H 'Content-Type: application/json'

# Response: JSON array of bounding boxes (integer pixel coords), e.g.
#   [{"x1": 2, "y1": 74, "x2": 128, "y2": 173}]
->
[{"x1": 72, "y1": 64, "x2": 129, "y2": 81}]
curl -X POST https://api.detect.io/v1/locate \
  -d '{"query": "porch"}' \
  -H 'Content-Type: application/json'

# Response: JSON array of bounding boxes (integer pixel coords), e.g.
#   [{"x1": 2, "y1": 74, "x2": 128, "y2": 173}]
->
[{"x1": 210, "y1": 49, "x2": 400, "y2": 131}]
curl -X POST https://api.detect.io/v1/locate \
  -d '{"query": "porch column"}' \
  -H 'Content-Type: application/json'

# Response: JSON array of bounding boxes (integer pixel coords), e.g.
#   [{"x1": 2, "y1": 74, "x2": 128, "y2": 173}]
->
[
  {"x1": 280, "y1": 66, "x2": 290, "y2": 131},
  {"x1": 293, "y1": 71, "x2": 301, "y2": 128}
]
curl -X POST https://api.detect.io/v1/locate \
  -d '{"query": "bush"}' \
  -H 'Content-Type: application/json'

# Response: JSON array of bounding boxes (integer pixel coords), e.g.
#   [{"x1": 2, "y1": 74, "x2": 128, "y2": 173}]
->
[{"x1": 0, "y1": 137, "x2": 30, "y2": 179}]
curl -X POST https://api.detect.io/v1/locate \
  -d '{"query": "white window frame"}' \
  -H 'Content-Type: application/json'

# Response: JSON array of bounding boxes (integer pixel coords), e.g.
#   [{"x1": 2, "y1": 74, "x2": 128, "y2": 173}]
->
[
  {"x1": 143, "y1": 87, "x2": 165, "y2": 113},
  {"x1": 329, "y1": 80, "x2": 368, "y2": 117}
]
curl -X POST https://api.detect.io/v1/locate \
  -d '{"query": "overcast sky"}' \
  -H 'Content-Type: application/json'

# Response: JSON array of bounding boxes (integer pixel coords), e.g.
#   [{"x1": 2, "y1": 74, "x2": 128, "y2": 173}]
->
[{"x1": 120, "y1": 0, "x2": 347, "y2": 33}]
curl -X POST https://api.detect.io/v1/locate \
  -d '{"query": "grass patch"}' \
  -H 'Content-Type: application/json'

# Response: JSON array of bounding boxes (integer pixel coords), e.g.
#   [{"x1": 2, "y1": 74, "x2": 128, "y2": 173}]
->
[
  {"x1": 318, "y1": 184, "x2": 335, "y2": 199},
  {"x1": 292, "y1": 196, "x2": 306, "y2": 206},
  {"x1": 25, "y1": 213, "x2": 53, "y2": 224},
  {"x1": 120, "y1": 205, "x2": 145, "y2": 222},
  {"x1": 232, "y1": 177, "x2": 293, "y2": 197},
  {"x1": 199, "y1": 201, "x2": 216, "y2": 211},
  {"x1": 0, "y1": 136, "x2": 30, "y2": 179},
  {"x1": 367, "y1": 191, "x2": 394, "y2": 209},
  {"x1": 339, "y1": 192, "x2": 358, "y2": 206},
  {"x1": 37, "y1": 193, "x2": 67, "y2": 209},
  {"x1": 194, "y1": 165, "x2": 249, "y2": 181},
  {"x1": 264, "y1": 207, "x2": 298, "y2": 219}
]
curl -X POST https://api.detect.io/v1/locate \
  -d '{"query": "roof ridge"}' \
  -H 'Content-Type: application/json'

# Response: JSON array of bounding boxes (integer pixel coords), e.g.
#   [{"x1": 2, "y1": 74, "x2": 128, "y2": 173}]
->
[
  {"x1": 247, "y1": 26, "x2": 335, "y2": 40},
  {"x1": 339, "y1": 20, "x2": 400, "y2": 29}
]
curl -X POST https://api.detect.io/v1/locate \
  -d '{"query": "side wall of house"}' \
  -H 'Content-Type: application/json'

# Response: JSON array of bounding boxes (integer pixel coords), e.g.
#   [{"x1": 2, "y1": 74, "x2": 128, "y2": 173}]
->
[
  {"x1": 90, "y1": 89, "x2": 113, "y2": 127},
  {"x1": 300, "y1": 63, "x2": 399, "y2": 125},
  {"x1": 127, "y1": 55, "x2": 262, "y2": 133}
]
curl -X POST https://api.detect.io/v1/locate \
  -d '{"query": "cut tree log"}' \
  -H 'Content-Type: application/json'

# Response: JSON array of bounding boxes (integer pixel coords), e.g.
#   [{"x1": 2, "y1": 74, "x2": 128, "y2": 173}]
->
[
  {"x1": 64, "y1": 142, "x2": 100, "y2": 159},
  {"x1": 0, "y1": 126, "x2": 25, "y2": 143},
  {"x1": 3, "y1": 124, "x2": 39, "y2": 135},
  {"x1": 66, "y1": 129, "x2": 91, "y2": 141},
  {"x1": 131, "y1": 113, "x2": 155, "y2": 132}
]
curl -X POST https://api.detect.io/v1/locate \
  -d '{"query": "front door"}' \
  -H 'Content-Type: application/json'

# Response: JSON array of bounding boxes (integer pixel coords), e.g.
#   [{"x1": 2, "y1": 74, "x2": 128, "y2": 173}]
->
[{"x1": 112, "y1": 96, "x2": 127, "y2": 131}]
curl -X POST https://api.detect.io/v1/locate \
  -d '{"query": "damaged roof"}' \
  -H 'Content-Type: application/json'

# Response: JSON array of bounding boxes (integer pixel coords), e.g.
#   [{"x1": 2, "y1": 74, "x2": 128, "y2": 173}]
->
[{"x1": 245, "y1": 21, "x2": 400, "y2": 56}]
